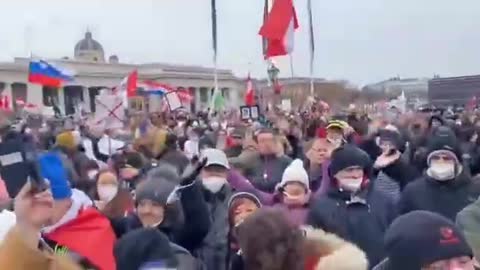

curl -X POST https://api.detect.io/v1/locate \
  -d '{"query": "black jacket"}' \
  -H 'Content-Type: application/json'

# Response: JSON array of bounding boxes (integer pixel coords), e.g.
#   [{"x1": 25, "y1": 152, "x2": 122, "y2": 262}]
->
[
  {"x1": 224, "y1": 145, "x2": 243, "y2": 158},
  {"x1": 373, "y1": 157, "x2": 419, "y2": 191},
  {"x1": 243, "y1": 154, "x2": 292, "y2": 193},
  {"x1": 194, "y1": 185, "x2": 235, "y2": 270},
  {"x1": 398, "y1": 171, "x2": 480, "y2": 221},
  {"x1": 307, "y1": 185, "x2": 395, "y2": 267},
  {"x1": 110, "y1": 181, "x2": 210, "y2": 252},
  {"x1": 158, "y1": 148, "x2": 190, "y2": 174}
]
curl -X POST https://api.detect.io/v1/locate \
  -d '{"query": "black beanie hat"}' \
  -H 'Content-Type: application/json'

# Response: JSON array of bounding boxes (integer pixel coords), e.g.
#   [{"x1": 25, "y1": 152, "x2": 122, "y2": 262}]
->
[
  {"x1": 426, "y1": 127, "x2": 462, "y2": 164},
  {"x1": 329, "y1": 145, "x2": 371, "y2": 177},
  {"x1": 384, "y1": 211, "x2": 472, "y2": 270},
  {"x1": 114, "y1": 228, "x2": 178, "y2": 270},
  {"x1": 378, "y1": 129, "x2": 405, "y2": 153},
  {"x1": 135, "y1": 179, "x2": 176, "y2": 206}
]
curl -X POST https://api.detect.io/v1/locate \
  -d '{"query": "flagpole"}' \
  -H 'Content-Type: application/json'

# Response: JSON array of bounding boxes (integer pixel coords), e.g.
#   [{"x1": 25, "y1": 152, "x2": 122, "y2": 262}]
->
[
  {"x1": 209, "y1": 0, "x2": 219, "y2": 114},
  {"x1": 307, "y1": 0, "x2": 315, "y2": 96},
  {"x1": 289, "y1": 54, "x2": 295, "y2": 78},
  {"x1": 263, "y1": 0, "x2": 270, "y2": 88}
]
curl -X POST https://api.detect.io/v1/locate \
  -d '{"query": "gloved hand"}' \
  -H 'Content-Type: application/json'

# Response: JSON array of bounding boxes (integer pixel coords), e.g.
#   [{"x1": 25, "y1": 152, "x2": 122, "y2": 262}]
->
[{"x1": 180, "y1": 157, "x2": 207, "y2": 186}]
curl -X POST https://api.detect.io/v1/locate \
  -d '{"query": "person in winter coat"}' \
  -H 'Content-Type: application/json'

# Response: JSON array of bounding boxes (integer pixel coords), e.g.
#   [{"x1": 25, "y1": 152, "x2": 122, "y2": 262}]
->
[
  {"x1": 373, "y1": 211, "x2": 474, "y2": 270},
  {"x1": 157, "y1": 133, "x2": 190, "y2": 174},
  {"x1": 307, "y1": 145, "x2": 395, "y2": 267},
  {"x1": 114, "y1": 228, "x2": 202, "y2": 270},
  {"x1": 456, "y1": 196, "x2": 480, "y2": 269},
  {"x1": 240, "y1": 128, "x2": 292, "y2": 193},
  {"x1": 53, "y1": 131, "x2": 84, "y2": 184},
  {"x1": 91, "y1": 170, "x2": 134, "y2": 219},
  {"x1": 369, "y1": 126, "x2": 419, "y2": 201},
  {"x1": 38, "y1": 153, "x2": 117, "y2": 270},
  {"x1": 236, "y1": 207, "x2": 368, "y2": 270},
  {"x1": 224, "y1": 128, "x2": 244, "y2": 158},
  {"x1": 194, "y1": 148, "x2": 236, "y2": 270},
  {"x1": 227, "y1": 192, "x2": 262, "y2": 270},
  {"x1": 398, "y1": 132, "x2": 480, "y2": 221},
  {"x1": 227, "y1": 159, "x2": 312, "y2": 226},
  {"x1": 304, "y1": 138, "x2": 335, "y2": 192},
  {"x1": 236, "y1": 208, "x2": 305, "y2": 270},
  {"x1": 110, "y1": 163, "x2": 210, "y2": 253},
  {"x1": 0, "y1": 181, "x2": 82, "y2": 270}
]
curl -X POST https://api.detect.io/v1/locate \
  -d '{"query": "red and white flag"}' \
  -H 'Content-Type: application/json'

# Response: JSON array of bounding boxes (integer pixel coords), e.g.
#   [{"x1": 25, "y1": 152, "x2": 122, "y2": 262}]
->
[
  {"x1": 244, "y1": 74, "x2": 255, "y2": 106},
  {"x1": 114, "y1": 70, "x2": 138, "y2": 97},
  {"x1": 259, "y1": 0, "x2": 299, "y2": 58},
  {"x1": 176, "y1": 87, "x2": 194, "y2": 104}
]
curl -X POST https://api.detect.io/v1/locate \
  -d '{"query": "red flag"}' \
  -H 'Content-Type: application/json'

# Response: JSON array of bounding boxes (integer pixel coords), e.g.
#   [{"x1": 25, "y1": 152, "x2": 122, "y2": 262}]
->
[
  {"x1": 118, "y1": 70, "x2": 138, "y2": 97},
  {"x1": 45, "y1": 208, "x2": 117, "y2": 270},
  {"x1": 259, "y1": 0, "x2": 299, "y2": 58},
  {"x1": 244, "y1": 74, "x2": 255, "y2": 106},
  {"x1": 4, "y1": 96, "x2": 9, "y2": 111},
  {"x1": 177, "y1": 87, "x2": 194, "y2": 103},
  {"x1": 467, "y1": 96, "x2": 477, "y2": 111}
]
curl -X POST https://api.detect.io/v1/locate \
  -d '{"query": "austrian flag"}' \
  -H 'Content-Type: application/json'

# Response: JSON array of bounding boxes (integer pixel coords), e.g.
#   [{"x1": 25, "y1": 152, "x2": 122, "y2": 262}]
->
[{"x1": 259, "y1": 0, "x2": 299, "y2": 58}]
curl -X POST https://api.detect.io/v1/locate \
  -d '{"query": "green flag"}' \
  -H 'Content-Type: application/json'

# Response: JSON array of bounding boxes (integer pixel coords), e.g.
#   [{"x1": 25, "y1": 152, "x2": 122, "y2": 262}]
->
[{"x1": 213, "y1": 89, "x2": 225, "y2": 110}]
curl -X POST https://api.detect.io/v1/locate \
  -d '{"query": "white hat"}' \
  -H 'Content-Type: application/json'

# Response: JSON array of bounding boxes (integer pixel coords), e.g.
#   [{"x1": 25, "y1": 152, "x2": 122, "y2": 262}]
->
[
  {"x1": 201, "y1": 148, "x2": 230, "y2": 169},
  {"x1": 277, "y1": 159, "x2": 309, "y2": 190}
]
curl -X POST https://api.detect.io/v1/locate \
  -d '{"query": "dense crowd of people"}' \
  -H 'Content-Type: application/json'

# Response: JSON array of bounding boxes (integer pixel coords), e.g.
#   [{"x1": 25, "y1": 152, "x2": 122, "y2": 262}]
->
[{"x1": 0, "y1": 107, "x2": 479, "y2": 270}]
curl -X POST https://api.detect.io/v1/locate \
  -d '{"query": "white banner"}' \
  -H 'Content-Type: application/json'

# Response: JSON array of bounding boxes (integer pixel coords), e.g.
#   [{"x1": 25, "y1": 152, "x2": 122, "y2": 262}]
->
[{"x1": 94, "y1": 94, "x2": 125, "y2": 130}]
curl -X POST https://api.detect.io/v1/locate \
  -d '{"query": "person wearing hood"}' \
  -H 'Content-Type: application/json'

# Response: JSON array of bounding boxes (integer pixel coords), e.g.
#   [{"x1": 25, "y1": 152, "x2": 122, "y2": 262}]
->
[
  {"x1": 239, "y1": 128, "x2": 292, "y2": 193},
  {"x1": 303, "y1": 226, "x2": 368, "y2": 270},
  {"x1": 373, "y1": 211, "x2": 474, "y2": 270},
  {"x1": 227, "y1": 159, "x2": 312, "y2": 226},
  {"x1": 194, "y1": 148, "x2": 236, "y2": 270},
  {"x1": 236, "y1": 208, "x2": 368, "y2": 270},
  {"x1": 227, "y1": 192, "x2": 262, "y2": 270},
  {"x1": 236, "y1": 208, "x2": 305, "y2": 270},
  {"x1": 114, "y1": 228, "x2": 202, "y2": 270},
  {"x1": 38, "y1": 153, "x2": 117, "y2": 270},
  {"x1": 307, "y1": 145, "x2": 395, "y2": 267},
  {"x1": 110, "y1": 162, "x2": 210, "y2": 253},
  {"x1": 398, "y1": 132, "x2": 480, "y2": 221}
]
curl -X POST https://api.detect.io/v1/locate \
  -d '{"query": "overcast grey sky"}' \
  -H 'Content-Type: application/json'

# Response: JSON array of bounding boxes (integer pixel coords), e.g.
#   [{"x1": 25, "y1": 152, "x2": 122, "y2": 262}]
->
[{"x1": 0, "y1": 0, "x2": 479, "y2": 86}]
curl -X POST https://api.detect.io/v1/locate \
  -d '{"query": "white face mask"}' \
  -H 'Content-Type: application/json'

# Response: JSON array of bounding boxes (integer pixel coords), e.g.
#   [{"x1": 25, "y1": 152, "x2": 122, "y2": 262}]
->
[
  {"x1": 337, "y1": 177, "x2": 363, "y2": 192},
  {"x1": 327, "y1": 137, "x2": 343, "y2": 148},
  {"x1": 211, "y1": 122, "x2": 219, "y2": 130},
  {"x1": 98, "y1": 185, "x2": 118, "y2": 202},
  {"x1": 202, "y1": 176, "x2": 227, "y2": 193},
  {"x1": 87, "y1": 170, "x2": 99, "y2": 180},
  {"x1": 428, "y1": 163, "x2": 455, "y2": 181}
]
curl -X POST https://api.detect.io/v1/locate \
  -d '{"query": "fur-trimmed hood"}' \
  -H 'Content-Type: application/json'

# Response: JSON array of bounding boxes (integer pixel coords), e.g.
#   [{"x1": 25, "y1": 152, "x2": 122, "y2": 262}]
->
[{"x1": 303, "y1": 226, "x2": 368, "y2": 270}]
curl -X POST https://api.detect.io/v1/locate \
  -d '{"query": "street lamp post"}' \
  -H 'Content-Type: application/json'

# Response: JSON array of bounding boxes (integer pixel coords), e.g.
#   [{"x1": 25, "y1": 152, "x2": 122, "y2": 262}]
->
[{"x1": 267, "y1": 63, "x2": 280, "y2": 108}]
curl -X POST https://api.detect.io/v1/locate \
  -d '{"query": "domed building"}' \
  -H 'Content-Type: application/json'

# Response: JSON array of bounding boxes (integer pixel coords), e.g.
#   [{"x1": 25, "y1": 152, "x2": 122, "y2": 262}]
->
[
  {"x1": 0, "y1": 30, "x2": 244, "y2": 115},
  {"x1": 74, "y1": 31, "x2": 105, "y2": 62}
]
